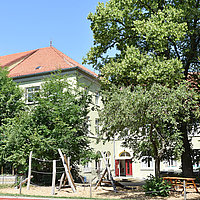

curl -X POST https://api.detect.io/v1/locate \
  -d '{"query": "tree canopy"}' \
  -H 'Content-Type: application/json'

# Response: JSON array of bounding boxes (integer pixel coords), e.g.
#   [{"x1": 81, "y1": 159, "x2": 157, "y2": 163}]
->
[
  {"x1": 0, "y1": 73, "x2": 94, "y2": 173},
  {"x1": 0, "y1": 68, "x2": 25, "y2": 172},
  {"x1": 0, "y1": 68, "x2": 24, "y2": 126},
  {"x1": 100, "y1": 83, "x2": 199, "y2": 177},
  {"x1": 84, "y1": 0, "x2": 199, "y2": 78},
  {"x1": 85, "y1": 0, "x2": 200, "y2": 177}
]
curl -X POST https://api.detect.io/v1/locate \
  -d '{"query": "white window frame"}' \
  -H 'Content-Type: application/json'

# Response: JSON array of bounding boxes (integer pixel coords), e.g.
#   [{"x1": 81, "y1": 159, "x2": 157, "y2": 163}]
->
[
  {"x1": 95, "y1": 159, "x2": 102, "y2": 171},
  {"x1": 86, "y1": 116, "x2": 91, "y2": 133},
  {"x1": 83, "y1": 162, "x2": 92, "y2": 172},
  {"x1": 25, "y1": 86, "x2": 40, "y2": 104},
  {"x1": 106, "y1": 151, "x2": 111, "y2": 166},
  {"x1": 193, "y1": 161, "x2": 200, "y2": 169},
  {"x1": 164, "y1": 159, "x2": 177, "y2": 168},
  {"x1": 95, "y1": 92, "x2": 100, "y2": 105},
  {"x1": 141, "y1": 156, "x2": 154, "y2": 170},
  {"x1": 95, "y1": 118, "x2": 99, "y2": 136}
]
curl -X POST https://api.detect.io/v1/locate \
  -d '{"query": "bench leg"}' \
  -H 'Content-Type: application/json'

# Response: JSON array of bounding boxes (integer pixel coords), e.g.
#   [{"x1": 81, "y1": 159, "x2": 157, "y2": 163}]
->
[{"x1": 192, "y1": 180, "x2": 199, "y2": 193}]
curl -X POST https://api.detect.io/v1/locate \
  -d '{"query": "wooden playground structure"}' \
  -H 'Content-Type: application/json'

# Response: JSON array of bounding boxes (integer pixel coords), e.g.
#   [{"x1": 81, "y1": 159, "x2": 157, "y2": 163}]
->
[{"x1": 17, "y1": 149, "x2": 128, "y2": 196}]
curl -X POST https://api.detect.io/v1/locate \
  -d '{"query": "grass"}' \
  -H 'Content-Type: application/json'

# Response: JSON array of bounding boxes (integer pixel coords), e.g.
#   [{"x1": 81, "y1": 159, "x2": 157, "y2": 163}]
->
[
  {"x1": 0, "y1": 190, "x2": 137, "y2": 200},
  {"x1": 0, "y1": 184, "x2": 13, "y2": 189}
]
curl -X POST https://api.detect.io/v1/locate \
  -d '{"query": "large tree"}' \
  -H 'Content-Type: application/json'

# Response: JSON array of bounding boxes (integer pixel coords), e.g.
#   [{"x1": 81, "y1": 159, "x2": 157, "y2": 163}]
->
[
  {"x1": 0, "y1": 67, "x2": 25, "y2": 173},
  {"x1": 0, "y1": 68, "x2": 24, "y2": 126},
  {"x1": 84, "y1": 0, "x2": 200, "y2": 176},
  {"x1": 0, "y1": 73, "x2": 94, "y2": 173},
  {"x1": 100, "y1": 83, "x2": 199, "y2": 177}
]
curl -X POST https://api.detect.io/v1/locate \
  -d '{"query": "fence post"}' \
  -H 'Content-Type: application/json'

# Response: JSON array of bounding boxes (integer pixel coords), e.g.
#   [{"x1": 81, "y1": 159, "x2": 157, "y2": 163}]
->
[
  {"x1": 12, "y1": 165, "x2": 14, "y2": 175},
  {"x1": 184, "y1": 180, "x2": 186, "y2": 200},
  {"x1": 27, "y1": 151, "x2": 32, "y2": 190},
  {"x1": 52, "y1": 160, "x2": 56, "y2": 195},
  {"x1": 90, "y1": 178, "x2": 92, "y2": 198},
  {"x1": 19, "y1": 176, "x2": 22, "y2": 194}
]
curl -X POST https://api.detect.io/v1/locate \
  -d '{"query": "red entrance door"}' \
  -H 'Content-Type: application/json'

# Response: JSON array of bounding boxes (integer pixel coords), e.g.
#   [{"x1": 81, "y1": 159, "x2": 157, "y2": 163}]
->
[
  {"x1": 125, "y1": 159, "x2": 132, "y2": 176},
  {"x1": 115, "y1": 160, "x2": 119, "y2": 176},
  {"x1": 115, "y1": 159, "x2": 132, "y2": 176}
]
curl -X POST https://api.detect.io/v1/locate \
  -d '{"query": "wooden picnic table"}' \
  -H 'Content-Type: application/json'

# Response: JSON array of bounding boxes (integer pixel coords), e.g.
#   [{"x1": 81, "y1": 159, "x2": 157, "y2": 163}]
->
[{"x1": 163, "y1": 177, "x2": 199, "y2": 193}]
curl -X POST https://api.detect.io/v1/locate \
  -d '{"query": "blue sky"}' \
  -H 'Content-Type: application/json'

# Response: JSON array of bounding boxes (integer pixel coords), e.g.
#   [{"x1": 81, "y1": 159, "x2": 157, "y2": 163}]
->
[{"x1": 0, "y1": 0, "x2": 107, "y2": 72}]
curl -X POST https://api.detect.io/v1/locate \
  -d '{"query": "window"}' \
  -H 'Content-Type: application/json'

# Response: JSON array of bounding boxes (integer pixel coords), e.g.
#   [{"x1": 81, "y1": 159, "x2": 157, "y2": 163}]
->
[
  {"x1": 164, "y1": 159, "x2": 177, "y2": 168},
  {"x1": 95, "y1": 92, "x2": 100, "y2": 105},
  {"x1": 95, "y1": 151, "x2": 102, "y2": 171},
  {"x1": 95, "y1": 118, "x2": 99, "y2": 136},
  {"x1": 141, "y1": 156, "x2": 153, "y2": 169},
  {"x1": 83, "y1": 162, "x2": 91, "y2": 172},
  {"x1": 193, "y1": 149, "x2": 200, "y2": 169},
  {"x1": 25, "y1": 86, "x2": 40, "y2": 103},
  {"x1": 95, "y1": 159, "x2": 102, "y2": 170},
  {"x1": 193, "y1": 161, "x2": 200, "y2": 169},
  {"x1": 106, "y1": 151, "x2": 111, "y2": 165},
  {"x1": 119, "y1": 151, "x2": 131, "y2": 157},
  {"x1": 86, "y1": 116, "x2": 91, "y2": 133}
]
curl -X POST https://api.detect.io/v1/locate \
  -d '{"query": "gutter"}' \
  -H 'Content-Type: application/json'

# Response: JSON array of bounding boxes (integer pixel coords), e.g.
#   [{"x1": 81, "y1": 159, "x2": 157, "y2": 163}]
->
[{"x1": 12, "y1": 66, "x2": 98, "y2": 81}]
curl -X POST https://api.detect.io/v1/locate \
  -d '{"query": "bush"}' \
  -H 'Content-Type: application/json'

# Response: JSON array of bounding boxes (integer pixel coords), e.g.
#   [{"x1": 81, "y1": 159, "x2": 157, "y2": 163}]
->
[{"x1": 143, "y1": 175, "x2": 171, "y2": 197}]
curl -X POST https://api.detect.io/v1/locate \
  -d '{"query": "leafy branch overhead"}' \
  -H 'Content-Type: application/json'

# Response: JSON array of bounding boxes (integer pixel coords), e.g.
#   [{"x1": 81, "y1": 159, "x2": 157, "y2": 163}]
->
[
  {"x1": 86, "y1": 0, "x2": 200, "y2": 177},
  {"x1": 84, "y1": 0, "x2": 199, "y2": 78}
]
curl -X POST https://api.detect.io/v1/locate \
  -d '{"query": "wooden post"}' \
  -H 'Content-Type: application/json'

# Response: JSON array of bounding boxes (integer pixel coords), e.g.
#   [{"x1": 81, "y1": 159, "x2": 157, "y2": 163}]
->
[
  {"x1": 94, "y1": 168, "x2": 107, "y2": 190},
  {"x1": 17, "y1": 176, "x2": 33, "y2": 189},
  {"x1": 59, "y1": 173, "x2": 65, "y2": 191},
  {"x1": 68, "y1": 157, "x2": 70, "y2": 167},
  {"x1": 58, "y1": 149, "x2": 76, "y2": 193},
  {"x1": 63, "y1": 155, "x2": 76, "y2": 189},
  {"x1": 12, "y1": 166, "x2": 14, "y2": 175},
  {"x1": 64, "y1": 155, "x2": 76, "y2": 190},
  {"x1": 184, "y1": 180, "x2": 186, "y2": 200},
  {"x1": 52, "y1": 160, "x2": 56, "y2": 195},
  {"x1": 90, "y1": 178, "x2": 92, "y2": 198},
  {"x1": 101, "y1": 151, "x2": 117, "y2": 193},
  {"x1": 27, "y1": 151, "x2": 32, "y2": 190},
  {"x1": 19, "y1": 176, "x2": 22, "y2": 194}
]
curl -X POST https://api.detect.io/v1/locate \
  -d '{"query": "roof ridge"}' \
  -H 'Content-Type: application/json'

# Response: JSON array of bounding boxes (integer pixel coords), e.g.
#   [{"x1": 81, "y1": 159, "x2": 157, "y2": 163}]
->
[
  {"x1": 8, "y1": 49, "x2": 39, "y2": 73},
  {"x1": 50, "y1": 46, "x2": 76, "y2": 67}
]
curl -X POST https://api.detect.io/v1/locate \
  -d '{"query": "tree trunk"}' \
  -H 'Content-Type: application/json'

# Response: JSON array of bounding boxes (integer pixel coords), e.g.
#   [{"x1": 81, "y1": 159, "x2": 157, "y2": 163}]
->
[
  {"x1": 155, "y1": 158, "x2": 161, "y2": 178},
  {"x1": 181, "y1": 123, "x2": 193, "y2": 177},
  {"x1": 150, "y1": 124, "x2": 161, "y2": 178}
]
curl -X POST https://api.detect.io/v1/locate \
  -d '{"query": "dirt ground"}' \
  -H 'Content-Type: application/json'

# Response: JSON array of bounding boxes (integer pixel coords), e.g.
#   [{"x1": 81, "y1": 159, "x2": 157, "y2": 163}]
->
[{"x1": 0, "y1": 185, "x2": 200, "y2": 200}]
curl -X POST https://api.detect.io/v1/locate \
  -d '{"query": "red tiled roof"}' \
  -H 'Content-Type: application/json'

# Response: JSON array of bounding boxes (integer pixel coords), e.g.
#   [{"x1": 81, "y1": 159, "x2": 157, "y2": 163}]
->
[
  {"x1": 0, "y1": 49, "x2": 37, "y2": 68},
  {"x1": 0, "y1": 47, "x2": 97, "y2": 78}
]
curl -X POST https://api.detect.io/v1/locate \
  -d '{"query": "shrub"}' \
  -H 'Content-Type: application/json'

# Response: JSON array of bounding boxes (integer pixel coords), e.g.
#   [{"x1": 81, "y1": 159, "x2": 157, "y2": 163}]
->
[{"x1": 143, "y1": 175, "x2": 171, "y2": 197}]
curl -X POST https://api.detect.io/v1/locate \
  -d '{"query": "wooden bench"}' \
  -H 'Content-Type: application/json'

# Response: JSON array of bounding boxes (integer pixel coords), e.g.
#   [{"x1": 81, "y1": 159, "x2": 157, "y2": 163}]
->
[{"x1": 163, "y1": 177, "x2": 199, "y2": 193}]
